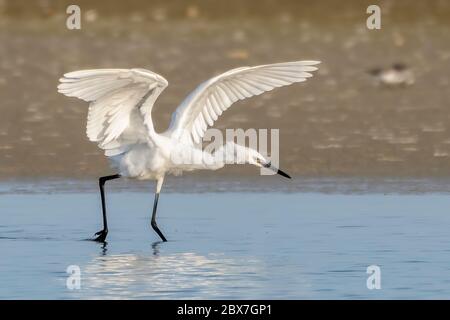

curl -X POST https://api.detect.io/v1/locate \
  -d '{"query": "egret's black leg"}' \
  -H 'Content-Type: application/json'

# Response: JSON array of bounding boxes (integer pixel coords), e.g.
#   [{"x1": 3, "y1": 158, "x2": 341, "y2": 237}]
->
[
  {"x1": 93, "y1": 174, "x2": 120, "y2": 242},
  {"x1": 151, "y1": 193, "x2": 167, "y2": 242}
]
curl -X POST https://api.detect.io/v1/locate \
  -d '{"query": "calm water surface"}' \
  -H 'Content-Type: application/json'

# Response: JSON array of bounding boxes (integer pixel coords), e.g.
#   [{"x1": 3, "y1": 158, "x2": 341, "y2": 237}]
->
[{"x1": 1, "y1": 181, "x2": 450, "y2": 299}]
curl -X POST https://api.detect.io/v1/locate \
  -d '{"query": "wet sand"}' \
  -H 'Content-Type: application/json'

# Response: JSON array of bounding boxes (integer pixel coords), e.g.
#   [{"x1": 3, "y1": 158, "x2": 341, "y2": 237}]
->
[{"x1": 1, "y1": 1, "x2": 450, "y2": 179}]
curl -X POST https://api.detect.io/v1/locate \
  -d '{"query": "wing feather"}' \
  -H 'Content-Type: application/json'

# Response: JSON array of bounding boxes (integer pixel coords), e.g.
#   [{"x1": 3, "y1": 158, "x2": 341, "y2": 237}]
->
[
  {"x1": 58, "y1": 68, "x2": 168, "y2": 156},
  {"x1": 167, "y1": 60, "x2": 320, "y2": 144}
]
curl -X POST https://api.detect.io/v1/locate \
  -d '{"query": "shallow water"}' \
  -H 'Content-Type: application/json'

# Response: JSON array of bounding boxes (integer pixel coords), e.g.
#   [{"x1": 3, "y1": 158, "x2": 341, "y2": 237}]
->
[{"x1": 1, "y1": 182, "x2": 450, "y2": 299}]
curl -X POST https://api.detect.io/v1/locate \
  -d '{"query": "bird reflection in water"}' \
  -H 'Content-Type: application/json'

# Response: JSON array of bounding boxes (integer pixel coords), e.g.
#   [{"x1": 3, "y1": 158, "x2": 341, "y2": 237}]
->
[{"x1": 77, "y1": 246, "x2": 265, "y2": 299}]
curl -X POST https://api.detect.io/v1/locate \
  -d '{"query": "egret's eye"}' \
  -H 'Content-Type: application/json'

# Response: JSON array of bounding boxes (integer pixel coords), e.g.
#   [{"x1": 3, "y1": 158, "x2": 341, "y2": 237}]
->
[{"x1": 263, "y1": 161, "x2": 271, "y2": 168}]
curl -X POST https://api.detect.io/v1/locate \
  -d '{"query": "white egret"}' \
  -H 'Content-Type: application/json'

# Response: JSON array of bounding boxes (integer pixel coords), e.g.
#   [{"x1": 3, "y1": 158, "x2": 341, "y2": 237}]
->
[{"x1": 58, "y1": 60, "x2": 320, "y2": 242}]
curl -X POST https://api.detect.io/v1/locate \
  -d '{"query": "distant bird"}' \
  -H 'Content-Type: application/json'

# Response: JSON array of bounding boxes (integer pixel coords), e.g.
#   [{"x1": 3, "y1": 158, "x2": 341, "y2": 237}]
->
[
  {"x1": 368, "y1": 63, "x2": 414, "y2": 87},
  {"x1": 58, "y1": 60, "x2": 320, "y2": 242}
]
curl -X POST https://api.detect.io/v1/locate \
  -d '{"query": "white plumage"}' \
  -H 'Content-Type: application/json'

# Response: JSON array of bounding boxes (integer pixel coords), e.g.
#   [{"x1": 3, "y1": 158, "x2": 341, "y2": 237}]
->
[
  {"x1": 57, "y1": 60, "x2": 320, "y2": 242},
  {"x1": 58, "y1": 61, "x2": 319, "y2": 178},
  {"x1": 169, "y1": 61, "x2": 319, "y2": 144},
  {"x1": 59, "y1": 69, "x2": 168, "y2": 157}
]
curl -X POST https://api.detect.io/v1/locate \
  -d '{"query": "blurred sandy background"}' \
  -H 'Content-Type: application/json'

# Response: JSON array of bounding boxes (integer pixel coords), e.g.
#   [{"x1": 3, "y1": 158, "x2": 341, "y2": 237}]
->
[{"x1": 0, "y1": 0, "x2": 450, "y2": 179}]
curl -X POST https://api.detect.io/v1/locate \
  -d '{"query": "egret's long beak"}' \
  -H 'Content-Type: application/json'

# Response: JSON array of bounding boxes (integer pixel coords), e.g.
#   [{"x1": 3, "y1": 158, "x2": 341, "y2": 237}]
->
[
  {"x1": 276, "y1": 168, "x2": 292, "y2": 179},
  {"x1": 263, "y1": 162, "x2": 292, "y2": 179}
]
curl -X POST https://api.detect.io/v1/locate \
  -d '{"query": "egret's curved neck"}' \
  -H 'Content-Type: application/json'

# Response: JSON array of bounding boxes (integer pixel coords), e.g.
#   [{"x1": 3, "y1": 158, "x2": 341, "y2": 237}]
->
[
  {"x1": 205, "y1": 141, "x2": 251, "y2": 170},
  {"x1": 170, "y1": 141, "x2": 253, "y2": 172}
]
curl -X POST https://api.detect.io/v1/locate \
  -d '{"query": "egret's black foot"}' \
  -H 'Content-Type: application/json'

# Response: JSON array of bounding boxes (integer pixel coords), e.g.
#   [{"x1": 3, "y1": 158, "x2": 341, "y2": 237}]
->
[
  {"x1": 151, "y1": 222, "x2": 167, "y2": 242},
  {"x1": 93, "y1": 229, "x2": 108, "y2": 242}
]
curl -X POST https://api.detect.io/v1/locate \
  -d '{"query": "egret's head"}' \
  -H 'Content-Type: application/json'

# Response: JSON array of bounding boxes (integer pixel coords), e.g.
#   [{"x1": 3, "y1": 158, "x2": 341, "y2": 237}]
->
[
  {"x1": 220, "y1": 142, "x2": 291, "y2": 179},
  {"x1": 246, "y1": 148, "x2": 292, "y2": 179}
]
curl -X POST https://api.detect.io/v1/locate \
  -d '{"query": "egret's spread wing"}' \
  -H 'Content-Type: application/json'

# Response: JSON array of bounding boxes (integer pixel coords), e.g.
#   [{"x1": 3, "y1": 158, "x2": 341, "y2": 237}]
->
[
  {"x1": 58, "y1": 68, "x2": 168, "y2": 156},
  {"x1": 167, "y1": 61, "x2": 320, "y2": 144}
]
